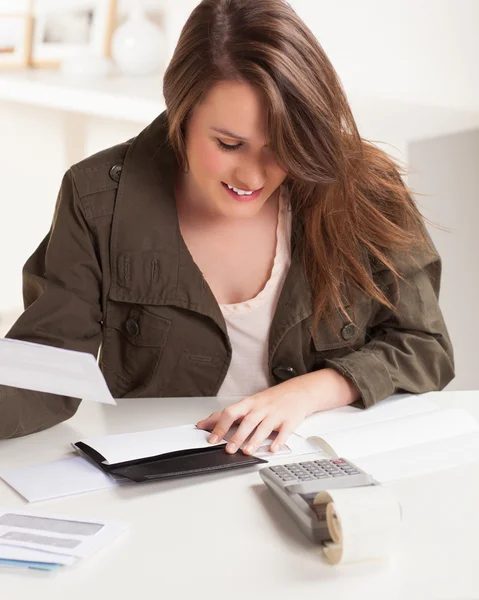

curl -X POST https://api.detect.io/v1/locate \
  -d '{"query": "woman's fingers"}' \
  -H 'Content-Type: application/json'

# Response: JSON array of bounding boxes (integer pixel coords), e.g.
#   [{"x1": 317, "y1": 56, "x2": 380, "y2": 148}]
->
[
  {"x1": 207, "y1": 399, "x2": 252, "y2": 445},
  {"x1": 241, "y1": 417, "x2": 278, "y2": 455},
  {"x1": 269, "y1": 423, "x2": 294, "y2": 453},
  {"x1": 196, "y1": 412, "x2": 222, "y2": 431},
  {"x1": 225, "y1": 411, "x2": 266, "y2": 454}
]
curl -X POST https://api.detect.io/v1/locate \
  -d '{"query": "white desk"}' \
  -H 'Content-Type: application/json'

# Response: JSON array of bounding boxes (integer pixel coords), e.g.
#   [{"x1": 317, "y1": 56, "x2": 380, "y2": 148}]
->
[{"x1": 1, "y1": 391, "x2": 479, "y2": 600}]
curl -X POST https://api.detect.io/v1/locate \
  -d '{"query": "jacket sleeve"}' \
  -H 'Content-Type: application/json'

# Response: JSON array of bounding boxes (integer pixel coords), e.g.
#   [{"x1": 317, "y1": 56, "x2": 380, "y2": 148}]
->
[
  {"x1": 324, "y1": 231, "x2": 455, "y2": 409},
  {"x1": 0, "y1": 170, "x2": 103, "y2": 439}
]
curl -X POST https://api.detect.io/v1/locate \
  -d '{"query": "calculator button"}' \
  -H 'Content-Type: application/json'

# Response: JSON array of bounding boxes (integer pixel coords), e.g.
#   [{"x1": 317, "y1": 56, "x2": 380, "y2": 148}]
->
[
  {"x1": 281, "y1": 475, "x2": 296, "y2": 481},
  {"x1": 271, "y1": 466, "x2": 288, "y2": 472}
]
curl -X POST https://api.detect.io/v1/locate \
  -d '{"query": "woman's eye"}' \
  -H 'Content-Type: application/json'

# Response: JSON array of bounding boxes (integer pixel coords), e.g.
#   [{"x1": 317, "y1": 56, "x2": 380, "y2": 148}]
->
[{"x1": 216, "y1": 139, "x2": 242, "y2": 152}]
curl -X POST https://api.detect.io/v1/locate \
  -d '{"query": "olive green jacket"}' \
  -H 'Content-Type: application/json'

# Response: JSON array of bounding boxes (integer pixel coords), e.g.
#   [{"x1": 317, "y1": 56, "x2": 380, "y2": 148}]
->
[{"x1": 0, "y1": 111, "x2": 455, "y2": 439}]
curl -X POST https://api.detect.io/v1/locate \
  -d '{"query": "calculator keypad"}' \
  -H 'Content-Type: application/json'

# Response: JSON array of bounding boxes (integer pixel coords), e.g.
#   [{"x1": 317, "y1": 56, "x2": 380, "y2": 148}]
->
[{"x1": 270, "y1": 459, "x2": 361, "y2": 484}]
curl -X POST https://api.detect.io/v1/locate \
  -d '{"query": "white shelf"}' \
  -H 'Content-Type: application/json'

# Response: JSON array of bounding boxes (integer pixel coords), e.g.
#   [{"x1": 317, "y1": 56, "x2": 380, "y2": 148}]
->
[
  {"x1": 0, "y1": 69, "x2": 166, "y2": 124},
  {"x1": 0, "y1": 69, "x2": 478, "y2": 146}
]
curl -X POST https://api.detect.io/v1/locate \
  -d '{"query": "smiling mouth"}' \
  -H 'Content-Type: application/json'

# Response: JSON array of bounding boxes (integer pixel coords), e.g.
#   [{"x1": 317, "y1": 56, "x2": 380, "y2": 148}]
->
[
  {"x1": 221, "y1": 181, "x2": 264, "y2": 201},
  {"x1": 222, "y1": 182, "x2": 263, "y2": 193}
]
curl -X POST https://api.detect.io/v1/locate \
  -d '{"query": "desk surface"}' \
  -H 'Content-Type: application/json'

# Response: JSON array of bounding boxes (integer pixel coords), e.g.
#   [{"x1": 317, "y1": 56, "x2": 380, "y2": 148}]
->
[{"x1": 1, "y1": 391, "x2": 479, "y2": 600}]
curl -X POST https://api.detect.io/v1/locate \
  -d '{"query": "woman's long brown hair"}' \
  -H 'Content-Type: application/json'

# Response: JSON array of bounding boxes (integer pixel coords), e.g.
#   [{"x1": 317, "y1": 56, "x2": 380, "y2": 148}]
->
[{"x1": 163, "y1": 0, "x2": 433, "y2": 330}]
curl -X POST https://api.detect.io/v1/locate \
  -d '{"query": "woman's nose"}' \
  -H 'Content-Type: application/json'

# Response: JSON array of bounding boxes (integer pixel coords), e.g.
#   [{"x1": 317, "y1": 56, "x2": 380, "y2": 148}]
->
[{"x1": 234, "y1": 160, "x2": 267, "y2": 191}]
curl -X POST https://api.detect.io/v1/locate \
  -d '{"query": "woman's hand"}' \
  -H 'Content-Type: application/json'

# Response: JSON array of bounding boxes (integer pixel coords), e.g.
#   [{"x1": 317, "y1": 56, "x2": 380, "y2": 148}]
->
[{"x1": 196, "y1": 368, "x2": 360, "y2": 455}]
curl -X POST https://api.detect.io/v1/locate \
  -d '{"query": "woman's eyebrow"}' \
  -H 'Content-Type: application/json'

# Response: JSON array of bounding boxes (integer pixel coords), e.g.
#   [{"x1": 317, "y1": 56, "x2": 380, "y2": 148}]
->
[
  {"x1": 211, "y1": 127, "x2": 249, "y2": 141},
  {"x1": 210, "y1": 127, "x2": 270, "y2": 146}
]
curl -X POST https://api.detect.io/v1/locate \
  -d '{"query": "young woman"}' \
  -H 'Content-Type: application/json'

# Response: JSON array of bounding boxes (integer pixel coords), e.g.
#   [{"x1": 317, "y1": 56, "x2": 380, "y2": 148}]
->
[{"x1": 0, "y1": 0, "x2": 454, "y2": 450}]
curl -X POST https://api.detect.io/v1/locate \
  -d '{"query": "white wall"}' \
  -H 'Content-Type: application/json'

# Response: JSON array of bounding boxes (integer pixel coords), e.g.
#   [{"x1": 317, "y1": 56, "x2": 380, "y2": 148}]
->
[
  {"x1": 291, "y1": 0, "x2": 479, "y2": 112},
  {"x1": 409, "y1": 130, "x2": 479, "y2": 391}
]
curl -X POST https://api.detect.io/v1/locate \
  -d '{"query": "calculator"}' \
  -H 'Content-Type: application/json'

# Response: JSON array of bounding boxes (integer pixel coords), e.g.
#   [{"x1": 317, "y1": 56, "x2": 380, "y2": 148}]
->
[
  {"x1": 260, "y1": 458, "x2": 374, "y2": 494},
  {"x1": 259, "y1": 458, "x2": 378, "y2": 543}
]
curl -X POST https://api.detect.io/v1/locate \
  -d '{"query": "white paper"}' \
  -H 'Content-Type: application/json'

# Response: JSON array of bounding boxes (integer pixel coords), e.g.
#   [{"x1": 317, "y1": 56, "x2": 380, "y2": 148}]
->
[
  {"x1": 294, "y1": 393, "x2": 438, "y2": 439},
  {"x1": 75, "y1": 424, "x2": 228, "y2": 465},
  {"x1": 0, "y1": 508, "x2": 129, "y2": 558},
  {"x1": 0, "y1": 457, "x2": 123, "y2": 503},
  {"x1": 355, "y1": 431, "x2": 479, "y2": 483},
  {"x1": 76, "y1": 423, "x2": 319, "y2": 468},
  {"x1": 310, "y1": 408, "x2": 479, "y2": 459},
  {"x1": 254, "y1": 433, "x2": 318, "y2": 460},
  {"x1": 0, "y1": 338, "x2": 116, "y2": 405},
  {"x1": 0, "y1": 544, "x2": 76, "y2": 566}
]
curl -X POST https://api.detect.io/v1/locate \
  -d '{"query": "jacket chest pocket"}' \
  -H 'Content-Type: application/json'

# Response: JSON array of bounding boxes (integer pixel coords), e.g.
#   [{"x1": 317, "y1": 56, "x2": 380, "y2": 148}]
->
[
  {"x1": 310, "y1": 301, "x2": 372, "y2": 363},
  {"x1": 100, "y1": 302, "x2": 171, "y2": 397}
]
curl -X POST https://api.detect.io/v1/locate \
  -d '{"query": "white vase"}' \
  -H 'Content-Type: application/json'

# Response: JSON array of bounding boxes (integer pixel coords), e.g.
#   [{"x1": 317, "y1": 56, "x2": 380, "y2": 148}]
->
[{"x1": 111, "y1": 6, "x2": 166, "y2": 76}]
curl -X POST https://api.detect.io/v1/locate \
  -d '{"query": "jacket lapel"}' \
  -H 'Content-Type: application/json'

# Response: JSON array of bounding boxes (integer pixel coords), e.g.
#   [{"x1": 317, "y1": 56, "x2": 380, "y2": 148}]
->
[{"x1": 108, "y1": 111, "x2": 228, "y2": 337}]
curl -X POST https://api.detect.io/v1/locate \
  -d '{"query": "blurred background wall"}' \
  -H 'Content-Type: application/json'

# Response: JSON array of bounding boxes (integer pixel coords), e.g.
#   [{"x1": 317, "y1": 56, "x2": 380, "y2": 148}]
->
[{"x1": 0, "y1": 0, "x2": 477, "y2": 390}]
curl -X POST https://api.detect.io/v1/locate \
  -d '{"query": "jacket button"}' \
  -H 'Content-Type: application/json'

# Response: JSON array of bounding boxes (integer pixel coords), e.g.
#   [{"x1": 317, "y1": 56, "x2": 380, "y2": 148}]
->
[
  {"x1": 341, "y1": 323, "x2": 357, "y2": 341},
  {"x1": 125, "y1": 318, "x2": 139, "y2": 337},
  {"x1": 109, "y1": 164, "x2": 123, "y2": 183},
  {"x1": 273, "y1": 366, "x2": 298, "y2": 381}
]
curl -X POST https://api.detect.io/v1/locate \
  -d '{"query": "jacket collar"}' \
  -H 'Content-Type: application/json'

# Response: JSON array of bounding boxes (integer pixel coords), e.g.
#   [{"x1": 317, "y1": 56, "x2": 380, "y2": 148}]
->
[{"x1": 108, "y1": 110, "x2": 313, "y2": 342}]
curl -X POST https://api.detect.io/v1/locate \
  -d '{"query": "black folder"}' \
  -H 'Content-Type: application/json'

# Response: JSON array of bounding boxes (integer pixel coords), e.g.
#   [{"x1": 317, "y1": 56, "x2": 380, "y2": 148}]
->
[{"x1": 74, "y1": 440, "x2": 267, "y2": 483}]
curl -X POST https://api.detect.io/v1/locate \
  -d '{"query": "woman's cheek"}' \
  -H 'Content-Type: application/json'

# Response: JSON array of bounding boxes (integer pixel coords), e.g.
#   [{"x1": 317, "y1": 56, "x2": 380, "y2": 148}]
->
[{"x1": 198, "y1": 143, "x2": 228, "y2": 177}]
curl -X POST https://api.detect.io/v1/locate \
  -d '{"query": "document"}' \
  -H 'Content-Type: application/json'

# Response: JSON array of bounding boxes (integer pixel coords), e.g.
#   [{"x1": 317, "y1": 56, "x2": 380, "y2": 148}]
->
[
  {"x1": 75, "y1": 424, "x2": 228, "y2": 466},
  {"x1": 0, "y1": 508, "x2": 129, "y2": 559},
  {"x1": 0, "y1": 338, "x2": 116, "y2": 405},
  {"x1": 294, "y1": 392, "x2": 479, "y2": 482},
  {"x1": 0, "y1": 456, "x2": 123, "y2": 503}
]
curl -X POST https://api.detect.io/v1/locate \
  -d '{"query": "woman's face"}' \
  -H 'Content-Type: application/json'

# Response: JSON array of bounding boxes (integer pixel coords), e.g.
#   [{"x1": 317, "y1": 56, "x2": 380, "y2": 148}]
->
[{"x1": 178, "y1": 80, "x2": 287, "y2": 220}]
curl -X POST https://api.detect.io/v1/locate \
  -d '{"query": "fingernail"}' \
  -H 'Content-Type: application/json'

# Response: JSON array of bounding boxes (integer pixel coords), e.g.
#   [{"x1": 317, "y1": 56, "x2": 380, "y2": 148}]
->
[
  {"x1": 270, "y1": 445, "x2": 277, "y2": 453},
  {"x1": 226, "y1": 443, "x2": 236, "y2": 453},
  {"x1": 209, "y1": 434, "x2": 219, "y2": 443},
  {"x1": 244, "y1": 445, "x2": 254, "y2": 455}
]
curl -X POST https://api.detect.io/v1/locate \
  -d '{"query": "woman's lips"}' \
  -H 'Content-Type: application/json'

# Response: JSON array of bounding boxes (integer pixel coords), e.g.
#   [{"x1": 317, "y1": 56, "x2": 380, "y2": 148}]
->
[{"x1": 221, "y1": 182, "x2": 264, "y2": 202}]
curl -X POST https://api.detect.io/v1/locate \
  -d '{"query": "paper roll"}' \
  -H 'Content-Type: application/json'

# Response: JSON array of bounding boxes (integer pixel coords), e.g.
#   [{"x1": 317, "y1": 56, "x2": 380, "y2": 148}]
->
[{"x1": 313, "y1": 486, "x2": 401, "y2": 565}]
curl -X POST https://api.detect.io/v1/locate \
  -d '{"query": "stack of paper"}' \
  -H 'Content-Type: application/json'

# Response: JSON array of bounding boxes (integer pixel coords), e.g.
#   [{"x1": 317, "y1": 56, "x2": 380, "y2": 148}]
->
[{"x1": 0, "y1": 508, "x2": 129, "y2": 572}]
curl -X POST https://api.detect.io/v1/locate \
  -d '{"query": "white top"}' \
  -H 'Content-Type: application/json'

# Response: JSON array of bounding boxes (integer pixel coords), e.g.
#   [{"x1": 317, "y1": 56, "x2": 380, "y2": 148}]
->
[{"x1": 217, "y1": 186, "x2": 292, "y2": 397}]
